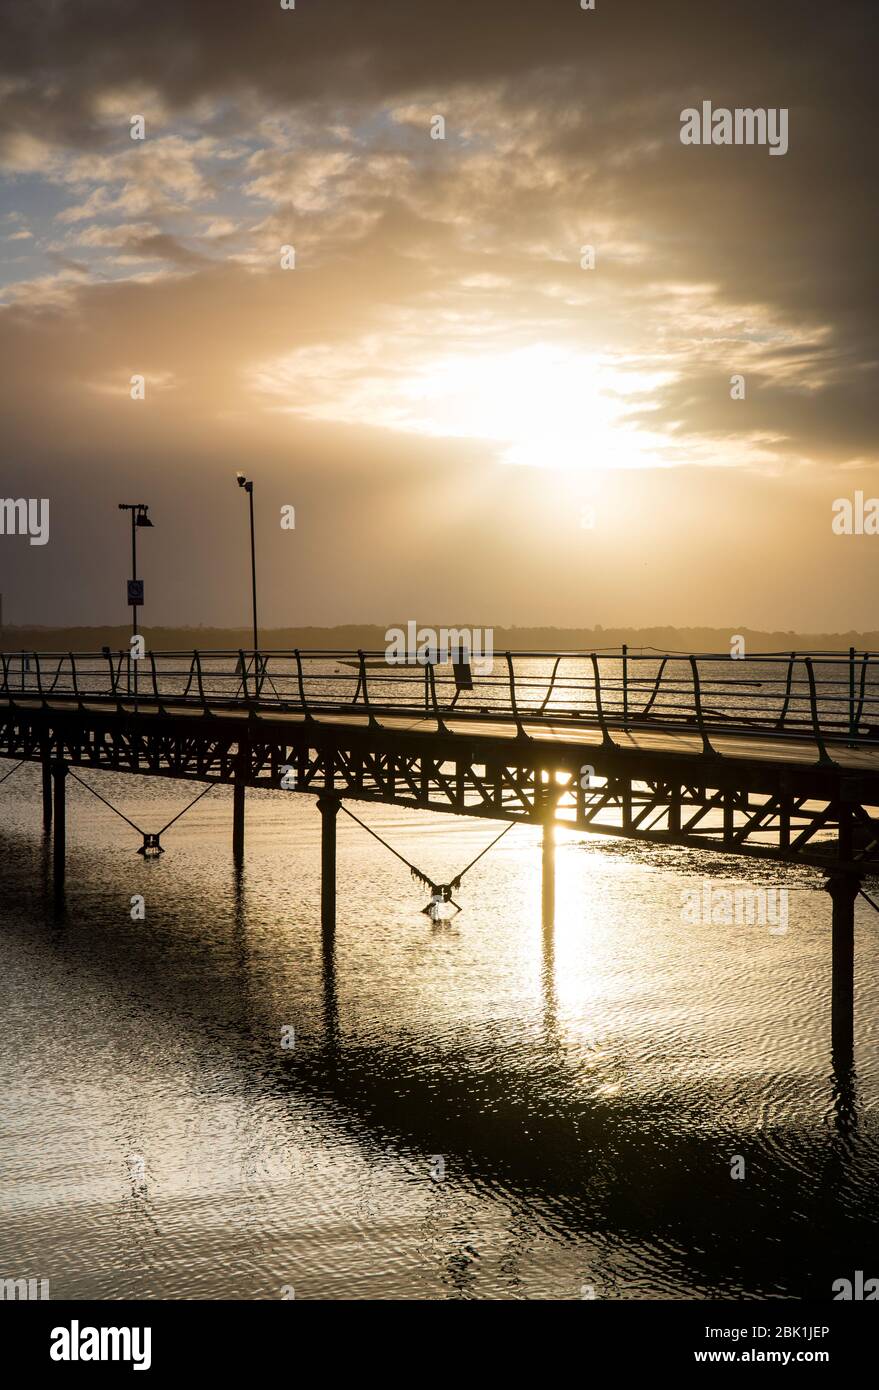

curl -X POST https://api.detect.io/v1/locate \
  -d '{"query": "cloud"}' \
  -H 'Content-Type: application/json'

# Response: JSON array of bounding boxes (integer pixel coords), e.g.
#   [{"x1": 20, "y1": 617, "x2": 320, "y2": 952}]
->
[{"x1": 0, "y1": 0, "x2": 876, "y2": 629}]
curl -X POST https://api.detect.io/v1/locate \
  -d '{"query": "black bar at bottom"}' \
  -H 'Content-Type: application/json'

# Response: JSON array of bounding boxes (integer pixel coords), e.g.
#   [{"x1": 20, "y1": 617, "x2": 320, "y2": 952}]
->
[{"x1": 6, "y1": 1298, "x2": 875, "y2": 1372}]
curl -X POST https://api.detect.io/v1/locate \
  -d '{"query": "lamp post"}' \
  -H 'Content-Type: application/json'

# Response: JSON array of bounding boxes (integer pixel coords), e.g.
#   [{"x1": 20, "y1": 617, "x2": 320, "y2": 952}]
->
[
  {"x1": 118, "y1": 502, "x2": 153, "y2": 694},
  {"x1": 236, "y1": 473, "x2": 259, "y2": 659}
]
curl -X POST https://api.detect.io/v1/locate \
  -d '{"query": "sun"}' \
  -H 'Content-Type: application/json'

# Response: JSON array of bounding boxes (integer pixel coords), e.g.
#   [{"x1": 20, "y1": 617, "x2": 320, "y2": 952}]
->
[
  {"x1": 393, "y1": 344, "x2": 672, "y2": 471},
  {"x1": 255, "y1": 340, "x2": 673, "y2": 472}
]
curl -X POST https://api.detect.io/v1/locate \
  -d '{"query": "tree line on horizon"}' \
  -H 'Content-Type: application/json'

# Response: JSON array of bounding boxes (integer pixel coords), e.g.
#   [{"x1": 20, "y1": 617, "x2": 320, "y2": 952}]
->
[{"x1": 1, "y1": 623, "x2": 877, "y2": 654}]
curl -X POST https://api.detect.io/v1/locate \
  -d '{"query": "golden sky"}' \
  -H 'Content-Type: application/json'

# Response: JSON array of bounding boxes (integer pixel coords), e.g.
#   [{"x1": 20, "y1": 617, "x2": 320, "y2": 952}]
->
[{"x1": 0, "y1": 1, "x2": 876, "y2": 630}]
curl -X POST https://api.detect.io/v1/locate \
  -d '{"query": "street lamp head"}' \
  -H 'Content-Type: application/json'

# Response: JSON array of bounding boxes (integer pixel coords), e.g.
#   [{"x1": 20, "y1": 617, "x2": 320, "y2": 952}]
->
[
  {"x1": 236, "y1": 471, "x2": 252, "y2": 492},
  {"x1": 118, "y1": 501, "x2": 153, "y2": 522}
]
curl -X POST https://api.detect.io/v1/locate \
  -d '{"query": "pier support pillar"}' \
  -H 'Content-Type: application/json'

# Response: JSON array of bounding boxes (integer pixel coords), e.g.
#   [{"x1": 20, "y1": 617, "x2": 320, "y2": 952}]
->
[
  {"x1": 542, "y1": 816, "x2": 556, "y2": 929},
  {"x1": 826, "y1": 871, "x2": 859, "y2": 1066},
  {"x1": 232, "y1": 780, "x2": 245, "y2": 862},
  {"x1": 41, "y1": 746, "x2": 52, "y2": 834},
  {"x1": 317, "y1": 794, "x2": 339, "y2": 938},
  {"x1": 52, "y1": 760, "x2": 67, "y2": 900},
  {"x1": 232, "y1": 740, "x2": 248, "y2": 863}
]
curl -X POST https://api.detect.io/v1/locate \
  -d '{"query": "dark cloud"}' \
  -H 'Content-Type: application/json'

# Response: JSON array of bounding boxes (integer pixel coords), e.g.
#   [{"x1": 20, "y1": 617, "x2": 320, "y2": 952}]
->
[{"x1": 0, "y1": 2, "x2": 873, "y2": 141}]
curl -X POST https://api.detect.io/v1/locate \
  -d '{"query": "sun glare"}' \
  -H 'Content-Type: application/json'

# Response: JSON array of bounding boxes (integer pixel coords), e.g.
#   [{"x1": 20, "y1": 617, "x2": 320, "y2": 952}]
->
[
  {"x1": 398, "y1": 345, "x2": 671, "y2": 470},
  {"x1": 256, "y1": 342, "x2": 673, "y2": 471}
]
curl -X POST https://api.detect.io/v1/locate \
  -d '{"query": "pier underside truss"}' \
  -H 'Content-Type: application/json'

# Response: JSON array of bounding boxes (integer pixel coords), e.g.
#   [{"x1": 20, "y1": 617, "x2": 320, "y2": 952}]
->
[{"x1": 3, "y1": 703, "x2": 878, "y2": 876}]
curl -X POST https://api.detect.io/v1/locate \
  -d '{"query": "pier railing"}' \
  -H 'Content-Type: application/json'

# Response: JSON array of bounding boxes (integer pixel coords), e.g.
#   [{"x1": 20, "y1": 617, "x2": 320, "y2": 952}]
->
[{"x1": 2, "y1": 649, "x2": 878, "y2": 751}]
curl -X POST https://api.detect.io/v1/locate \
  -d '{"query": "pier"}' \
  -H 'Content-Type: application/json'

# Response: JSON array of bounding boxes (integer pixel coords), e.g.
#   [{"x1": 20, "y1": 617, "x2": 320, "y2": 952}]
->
[{"x1": 2, "y1": 647, "x2": 878, "y2": 1063}]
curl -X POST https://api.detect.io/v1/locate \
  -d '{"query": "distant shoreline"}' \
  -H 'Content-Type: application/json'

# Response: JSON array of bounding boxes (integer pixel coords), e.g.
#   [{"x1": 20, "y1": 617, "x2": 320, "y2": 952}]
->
[{"x1": 2, "y1": 624, "x2": 877, "y2": 654}]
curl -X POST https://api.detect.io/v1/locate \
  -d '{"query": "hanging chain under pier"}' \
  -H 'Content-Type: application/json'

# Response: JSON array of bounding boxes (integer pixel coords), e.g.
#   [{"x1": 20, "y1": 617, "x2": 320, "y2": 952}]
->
[
  {"x1": 66, "y1": 768, "x2": 214, "y2": 856},
  {"x1": 858, "y1": 886, "x2": 879, "y2": 915},
  {"x1": 337, "y1": 801, "x2": 517, "y2": 915}
]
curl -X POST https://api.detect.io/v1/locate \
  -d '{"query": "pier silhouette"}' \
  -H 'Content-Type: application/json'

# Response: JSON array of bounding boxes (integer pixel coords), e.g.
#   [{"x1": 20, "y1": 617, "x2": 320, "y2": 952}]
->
[{"x1": 3, "y1": 646, "x2": 878, "y2": 1065}]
